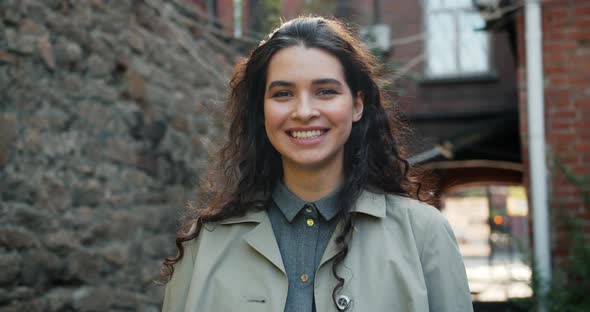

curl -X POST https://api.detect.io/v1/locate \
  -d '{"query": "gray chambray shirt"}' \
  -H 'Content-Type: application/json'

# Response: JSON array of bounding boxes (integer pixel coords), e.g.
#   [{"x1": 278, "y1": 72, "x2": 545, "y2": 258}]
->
[{"x1": 267, "y1": 182, "x2": 340, "y2": 312}]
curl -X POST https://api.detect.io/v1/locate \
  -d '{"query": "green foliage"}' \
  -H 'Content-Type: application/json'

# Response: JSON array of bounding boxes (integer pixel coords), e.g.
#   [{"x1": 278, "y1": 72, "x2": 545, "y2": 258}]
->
[{"x1": 250, "y1": 0, "x2": 281, "y2": 35}]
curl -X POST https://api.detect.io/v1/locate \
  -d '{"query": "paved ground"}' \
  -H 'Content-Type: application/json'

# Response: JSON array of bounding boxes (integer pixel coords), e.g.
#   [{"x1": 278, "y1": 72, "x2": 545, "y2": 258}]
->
[{"x1": 465, "y1": 251, "x2": 532, "y2": 302}]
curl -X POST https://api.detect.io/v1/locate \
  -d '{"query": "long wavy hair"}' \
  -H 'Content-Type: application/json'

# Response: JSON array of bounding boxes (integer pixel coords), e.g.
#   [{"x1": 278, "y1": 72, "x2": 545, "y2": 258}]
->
[{"x1": 162, "y1": 16, "x2": 422, "y2": 310}]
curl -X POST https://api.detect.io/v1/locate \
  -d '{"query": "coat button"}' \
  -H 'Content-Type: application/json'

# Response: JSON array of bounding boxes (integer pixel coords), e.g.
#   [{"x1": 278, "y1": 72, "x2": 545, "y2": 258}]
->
[
  {"x1": 306, "y1": 218, "x2": 314, "y2": 227},
  {"x1": 336, "y1": 295, "x2": 351, "y2": 311}
]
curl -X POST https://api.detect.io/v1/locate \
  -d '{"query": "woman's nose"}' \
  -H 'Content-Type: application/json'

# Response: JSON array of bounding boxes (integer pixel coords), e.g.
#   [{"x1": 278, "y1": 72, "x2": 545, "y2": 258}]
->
[{"x1": 292, "y1": 95, "x2": 319, "y2": 120}]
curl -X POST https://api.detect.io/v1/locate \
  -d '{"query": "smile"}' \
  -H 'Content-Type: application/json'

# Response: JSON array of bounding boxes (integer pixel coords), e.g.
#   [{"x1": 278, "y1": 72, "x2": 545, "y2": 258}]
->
[{"x1": 288, "y1": 129, "x2": 327, "y2": 139}]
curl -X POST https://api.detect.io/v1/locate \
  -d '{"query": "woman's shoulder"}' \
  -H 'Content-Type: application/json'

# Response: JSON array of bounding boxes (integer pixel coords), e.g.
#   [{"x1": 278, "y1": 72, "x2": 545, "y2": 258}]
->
[
  {"x1": 358, "y1": 190, "x2": 448, "y2": 229},
  {"x1": 385, "y1": 193, "x2": 443, "y2": 221}
]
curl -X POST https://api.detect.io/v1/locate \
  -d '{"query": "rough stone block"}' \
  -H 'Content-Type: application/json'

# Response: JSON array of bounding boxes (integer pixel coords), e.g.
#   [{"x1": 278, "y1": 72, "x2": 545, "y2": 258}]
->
[
  {"x1": 37, "y1": 34, "x2": 56, "y2": 70},
  {"x1": 43, "y1": 230, "x2": 81, "y2": 252},
  {"x1": 86, "y1": 53, "x2": 113, "y2": 77},
  {"x1": 34, "y1": 174, "x2": 72, "y2": 212},
  {"x1": 142, "y1": 235, "x2": 170, "y2": 259},
  {"x1": 0, "y1": 252, "x2": 21, "y2": 284},
  {"x1": 5, "y1": 28, "x2": 37, "y2": 55},
  {"x1": 0, "y1": 113, "x2": 17, "y2": 167},
  {"x1": 72, "y1": 286, "x2": 113, "y2": 312},
  {"x1": 10, "y1": 202, "x2": 49, "y2": 231},
  {"x1": 65, "y1": 250, "x2": 102, "y2": 283},
  {"x1": 99, "y1": 243, "x2": 130, "y2": 267},
  {"x1": 44, "y1": 287, "x2": 74, "y2": 312},
  {"x1": 72, "y1": 180, "x2": 103, "y2": 207},
  {"x1": 0, "y1": 227, "x2": 40, "y2": 250},
  {"x1": 54, "y1": 37, "x2": 82, "y2": 66},
  {"x1": 18, "y1": 19, "x2": 46, "y2": 36},
  {"x1": 0, "y1": 51, "x2": 17, "y2": 64},
  {"x1": 0, "y1": 298, "x2": 46, "y2": 312},
  {"x1": 0, "y1": 176, "x2": 37, "y2": 205},
  {"x1": 21, "y1": 249, "x2": 62, "y2": 286},
  {"x1": 0, "y1": 286, "x2": 34, "y2": 304}
]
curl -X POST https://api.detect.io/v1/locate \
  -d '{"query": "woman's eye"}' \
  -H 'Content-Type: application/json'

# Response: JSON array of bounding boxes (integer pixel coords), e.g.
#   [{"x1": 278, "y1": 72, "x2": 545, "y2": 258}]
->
[
  {"x1": 272, "y1": 90, "x2": 292, "y2": 98},
  {"x1": 317, "y1": 89, "x2": 338, "y2": 96}
]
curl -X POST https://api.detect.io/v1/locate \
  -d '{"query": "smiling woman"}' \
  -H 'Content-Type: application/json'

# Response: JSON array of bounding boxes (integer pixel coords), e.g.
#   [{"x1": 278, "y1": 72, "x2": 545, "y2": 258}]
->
[
  {"x1": 161, "y1": 16, "x2": 473, "y2": 312},
  {"x1": 264, "y1": 46, "x2": 363, "y2": 196}
]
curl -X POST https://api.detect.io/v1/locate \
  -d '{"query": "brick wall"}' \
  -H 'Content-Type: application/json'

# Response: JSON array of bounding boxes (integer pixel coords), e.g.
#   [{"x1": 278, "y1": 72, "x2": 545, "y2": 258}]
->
[{"x1": 517, "y1": 0, "x2": 590, "y2": 267}]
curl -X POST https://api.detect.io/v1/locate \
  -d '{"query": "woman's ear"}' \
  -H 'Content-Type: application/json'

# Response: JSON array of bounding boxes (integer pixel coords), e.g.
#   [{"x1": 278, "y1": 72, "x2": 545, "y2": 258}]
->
[{"x1": 352, "y1": 91, "x2": 364, "y2": 122}]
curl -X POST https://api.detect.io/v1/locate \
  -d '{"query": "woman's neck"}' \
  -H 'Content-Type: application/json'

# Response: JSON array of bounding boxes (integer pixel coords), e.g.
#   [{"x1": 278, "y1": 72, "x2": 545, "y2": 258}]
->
[{"x1": 282, "y1": 162, "x2": 344, "y2": 202}]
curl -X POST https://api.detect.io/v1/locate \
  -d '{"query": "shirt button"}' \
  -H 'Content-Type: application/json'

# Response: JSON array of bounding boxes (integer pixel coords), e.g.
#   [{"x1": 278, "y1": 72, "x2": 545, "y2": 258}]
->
[
  {"x1": 306, "y1": 218, "x2": 314, "y2": 227},
  {"x1": 305, "y1": 206, "x2": 313, "y2": 213},
  {"x1": 300, "y1": 274, "x2": 309, "y2": 283}
]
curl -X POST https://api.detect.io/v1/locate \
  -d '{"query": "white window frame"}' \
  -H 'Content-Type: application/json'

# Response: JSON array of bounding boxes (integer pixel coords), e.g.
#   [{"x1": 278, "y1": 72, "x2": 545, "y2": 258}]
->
[{"x1": 424, "y1": 0, "x2": 492, "y2": 78}]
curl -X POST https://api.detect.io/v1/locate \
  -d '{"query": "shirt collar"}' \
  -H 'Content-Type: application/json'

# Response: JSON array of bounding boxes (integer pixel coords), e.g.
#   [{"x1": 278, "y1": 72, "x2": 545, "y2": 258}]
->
[{"x1": 271, "y1": 181, "x2": 341, "y2": 223}]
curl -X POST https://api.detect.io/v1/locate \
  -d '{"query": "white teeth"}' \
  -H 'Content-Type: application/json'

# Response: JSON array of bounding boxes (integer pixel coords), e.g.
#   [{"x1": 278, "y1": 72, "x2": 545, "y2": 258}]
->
[{"x1": 290, "y1": 130, "x2": 323, "y2": 139}]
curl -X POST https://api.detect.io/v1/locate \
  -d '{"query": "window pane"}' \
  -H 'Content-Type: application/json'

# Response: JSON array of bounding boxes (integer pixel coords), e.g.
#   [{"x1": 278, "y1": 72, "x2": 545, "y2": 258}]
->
[
  {"x1": 459, "y1": 13, "x2": 489, "y2": 73},
  {"x1": 443, "y1": 0, "x2": 472, "y2": 9},
  {"x1": 427, "y1": 12, "x2": 457, "y2": 76},
  {"x1": 425, "y1": 0, "x2": 444, "y2": 10}
]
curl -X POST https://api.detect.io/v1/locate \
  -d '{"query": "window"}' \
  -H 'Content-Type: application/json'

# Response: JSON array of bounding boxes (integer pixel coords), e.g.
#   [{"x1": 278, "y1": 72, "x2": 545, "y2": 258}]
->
[{"x1": 425, "y1": 0, "x2": 490, "y2": 78}]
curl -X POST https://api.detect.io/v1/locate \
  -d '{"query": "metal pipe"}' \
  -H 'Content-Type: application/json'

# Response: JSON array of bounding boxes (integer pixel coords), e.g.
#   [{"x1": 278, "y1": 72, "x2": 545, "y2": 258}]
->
[
  {"x1": 233, "y1": 0, "x2": 242, "y2": 38},
  {"x1": 525, "y1": 0, "x2": 551, "y2": 310}
]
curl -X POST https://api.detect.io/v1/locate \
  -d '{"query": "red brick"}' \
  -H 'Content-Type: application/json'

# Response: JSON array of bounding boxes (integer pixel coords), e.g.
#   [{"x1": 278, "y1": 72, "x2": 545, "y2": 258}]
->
[
  {"x1": 567, "y1": 75, "x2": 590, "y2": 87},
  {"x1": 548, "y1": 133, "x2": 575, "y2": 142},
  {"x1": 545, "y1": 41, "x2": 576, "y2": 51},
  {"x1": 574, "y1": 6, "x2": 590, "y2": 16},
  {"x1": 550, "y1": 110, "x2": 576, "y2": 119},
  {"x1": 554, "y1": 186, "x2": 580, "y2": 197},
  {"x1": 552, "y1": 201, "x2": 583, "y2": 210},
  {"x1": 574, "y1": 18, "x2": 590, "y2": 29},
  {"x1": 574, "y1": 144, "x2": 590, "y2": 152},
  {"x1": 574, "y1": 96, "x2": 590, "y2": 103},
  {"x1": 567, "y1": 29, "x2": 590, "y2": 41},
  {"x1": 543, "y1": 51, "x2": 568, "y2": 64}
]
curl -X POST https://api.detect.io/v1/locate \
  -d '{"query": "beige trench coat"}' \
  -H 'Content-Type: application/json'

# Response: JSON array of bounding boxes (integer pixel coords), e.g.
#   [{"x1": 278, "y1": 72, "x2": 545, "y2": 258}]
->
[{"x1": 162, "y1": 191, "x2": 473, "y2": 312}]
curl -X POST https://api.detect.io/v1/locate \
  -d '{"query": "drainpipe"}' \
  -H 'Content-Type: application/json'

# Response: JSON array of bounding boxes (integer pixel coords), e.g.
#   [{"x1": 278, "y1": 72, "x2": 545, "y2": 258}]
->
[
  {"x1": 233, "y1": 0, "x2": 242, "y2": 38},
  {"x1": 525, "y1": 0, "x2": 551, "y2": 310}
]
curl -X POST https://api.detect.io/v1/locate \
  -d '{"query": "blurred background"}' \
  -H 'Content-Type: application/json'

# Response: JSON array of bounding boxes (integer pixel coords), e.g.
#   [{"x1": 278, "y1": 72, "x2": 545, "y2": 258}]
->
[{"x1": 0, "y1": 0, "x2": 588, "y2": 311}]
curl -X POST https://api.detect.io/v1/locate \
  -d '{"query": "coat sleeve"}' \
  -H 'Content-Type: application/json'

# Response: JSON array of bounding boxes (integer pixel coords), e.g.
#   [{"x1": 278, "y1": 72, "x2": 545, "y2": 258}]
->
[
  {"x1": 162, "y1": 236, "x2": 199, "y2": 312},
  {"x1": 419, "y1": 213, "x2": 474, "y2": 312}
]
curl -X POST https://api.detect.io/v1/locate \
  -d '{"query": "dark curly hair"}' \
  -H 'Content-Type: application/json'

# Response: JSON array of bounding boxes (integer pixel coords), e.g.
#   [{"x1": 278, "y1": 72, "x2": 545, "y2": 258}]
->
[{"x1": 162, "y1": 16, "x2": 422, "y2": 311}]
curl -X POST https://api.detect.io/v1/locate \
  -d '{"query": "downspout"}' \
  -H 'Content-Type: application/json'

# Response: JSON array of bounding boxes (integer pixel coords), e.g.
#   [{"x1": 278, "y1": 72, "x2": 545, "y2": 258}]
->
[
  {"x1": 233, "y1": 0, "x2": 242, "y2": 38},
  {"x1": 525, "y1": 0, "x2": 551, "y2": 310}
]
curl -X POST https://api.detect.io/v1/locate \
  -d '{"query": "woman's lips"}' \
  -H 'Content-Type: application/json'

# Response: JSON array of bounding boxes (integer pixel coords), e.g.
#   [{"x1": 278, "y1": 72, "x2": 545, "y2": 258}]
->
[{"x1": 286, "y1": 128, "x2": 329, "y2": 145}]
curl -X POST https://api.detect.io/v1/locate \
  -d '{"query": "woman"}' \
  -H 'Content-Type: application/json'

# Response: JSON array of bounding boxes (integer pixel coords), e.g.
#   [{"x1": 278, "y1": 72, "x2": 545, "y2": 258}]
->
[{"x1": 161, "y1": 16, "x2": 473, "y2": 312}]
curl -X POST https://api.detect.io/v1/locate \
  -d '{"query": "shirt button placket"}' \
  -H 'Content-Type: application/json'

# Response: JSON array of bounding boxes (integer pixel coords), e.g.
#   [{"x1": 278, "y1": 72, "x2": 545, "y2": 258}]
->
[{"x1": 304, "y1": 204, "x2": 316, "y2": 227}]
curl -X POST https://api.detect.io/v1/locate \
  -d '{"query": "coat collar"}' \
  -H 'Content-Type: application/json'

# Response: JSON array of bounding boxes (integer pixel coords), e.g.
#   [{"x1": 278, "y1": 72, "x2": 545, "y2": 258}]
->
[
  {"x1": 217, "y1": 189, "x2": 386, "y2": 225},
  {"x1": 350, "y1": 189, "x2": 387, "y2": 218},
  {"x1": 218, "y1": 208, "x2": 285, "y2": 274},
  {"x1": 213, "y1": 190, "x2": 387, "y2": 275}
]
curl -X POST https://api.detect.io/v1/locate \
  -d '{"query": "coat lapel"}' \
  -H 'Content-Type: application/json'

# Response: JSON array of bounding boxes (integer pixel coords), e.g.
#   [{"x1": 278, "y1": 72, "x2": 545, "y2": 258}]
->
[
  {"x1": 242, "y1": 213, "x2": 287, "y2": 275},
  {"x1": 319, "y1": 190, "x2": 387, "y2": 268},
  {"x1": 319, "y1": 221, "x2": 343, "y2": 268},
  {"x1": 219, "y1": 209, "x2": 286, "y2": 275}
]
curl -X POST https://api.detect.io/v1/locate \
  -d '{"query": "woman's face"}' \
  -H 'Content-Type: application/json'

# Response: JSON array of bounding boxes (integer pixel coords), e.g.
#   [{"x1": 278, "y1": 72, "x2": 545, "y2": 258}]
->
[{"x1": 263, "y1": 45, "x2": 363, "y2": 173}]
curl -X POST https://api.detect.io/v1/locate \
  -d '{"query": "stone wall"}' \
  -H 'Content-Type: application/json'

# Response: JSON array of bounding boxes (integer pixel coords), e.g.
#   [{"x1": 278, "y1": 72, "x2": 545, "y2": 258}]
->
[{"x1": 0, "y1": 0, "x2": 239, "y2": 310}]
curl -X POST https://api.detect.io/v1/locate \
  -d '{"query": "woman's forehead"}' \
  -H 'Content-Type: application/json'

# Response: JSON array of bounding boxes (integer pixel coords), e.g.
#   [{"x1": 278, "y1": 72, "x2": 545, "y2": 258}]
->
[{"x1": 266, "y1": 46, "x2": 346, "y2": 86}]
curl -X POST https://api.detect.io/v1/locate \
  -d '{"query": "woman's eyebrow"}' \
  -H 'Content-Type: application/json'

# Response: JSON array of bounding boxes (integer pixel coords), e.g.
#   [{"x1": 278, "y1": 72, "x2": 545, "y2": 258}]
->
[
  {"x1": 311, "y1": 78, "x2": 342, "y2": 86},
  {"x1": 267, "y1": 80, "x2": 294, "y2": 91},
  {"x1": 266, "y1": 78, "x2": 342, "y2": 91}
]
